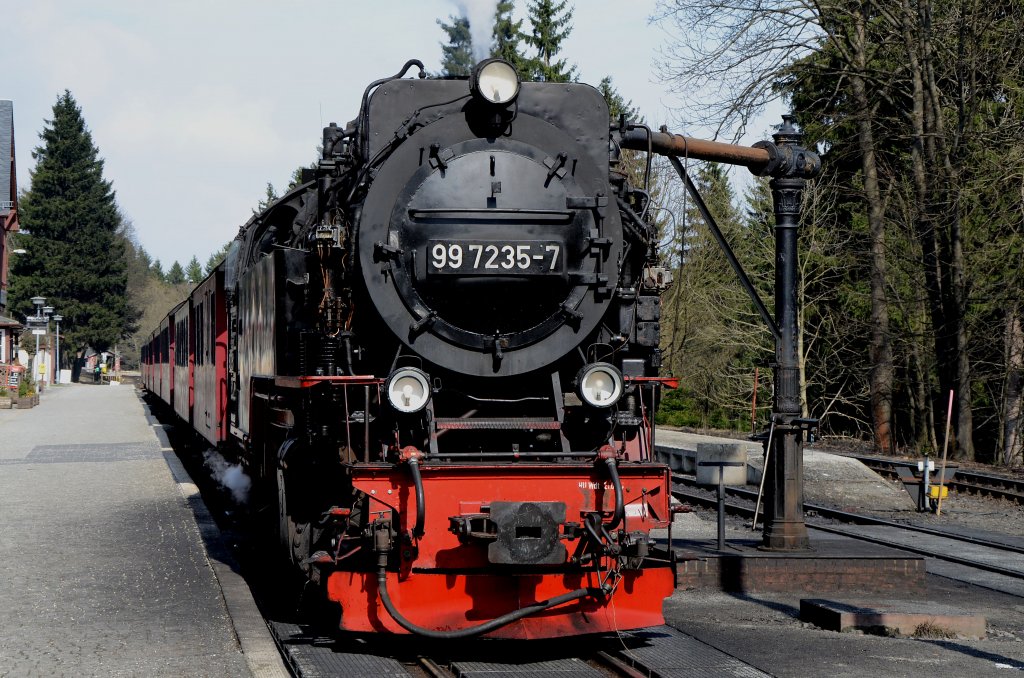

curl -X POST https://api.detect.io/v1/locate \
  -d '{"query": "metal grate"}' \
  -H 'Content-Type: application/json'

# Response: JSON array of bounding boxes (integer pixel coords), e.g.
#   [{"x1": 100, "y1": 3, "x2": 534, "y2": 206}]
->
[
  {"x1": 611, "y1": 626, "x2": 771, "y2": 677},
  {"x1": 269, "y1": 621, "x2": 412, "y2": 677},
  {"x1": 453, "y1": 657, "x2": 602, "y2": 677},
  {"x1": 434, "y1": 418, "x2": 562, "y2": 430}
]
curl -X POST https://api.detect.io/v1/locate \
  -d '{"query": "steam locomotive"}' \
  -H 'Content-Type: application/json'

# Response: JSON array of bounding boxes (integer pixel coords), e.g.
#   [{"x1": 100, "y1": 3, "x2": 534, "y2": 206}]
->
[{"x1": 142, "y1": 58, "x2": 678, "y2": 639}]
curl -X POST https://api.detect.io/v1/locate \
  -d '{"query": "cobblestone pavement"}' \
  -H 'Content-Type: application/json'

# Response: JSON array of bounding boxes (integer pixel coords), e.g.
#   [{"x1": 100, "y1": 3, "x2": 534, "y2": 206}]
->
[{"x1": 0, "y1": 384, "x2": 252, "y2": 677}]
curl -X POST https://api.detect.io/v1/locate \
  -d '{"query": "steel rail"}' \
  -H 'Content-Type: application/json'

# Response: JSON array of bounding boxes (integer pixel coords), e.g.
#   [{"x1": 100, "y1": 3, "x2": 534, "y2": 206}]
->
[
  {"x1": 673, "y1": 478, "x2": 1024, "y2": 576},
  {"x1": 805, "y1": 522, "x2": 1024, "y2": 581},
  {"x1": 595, "y1": 650, "x2": 651, "y2": 678},
  {"x1": 418, "y1": 656, "x2": 454, "y2": 677},
  {"x1": 674, "y1": 485, "x2": 1024, "y2": 580},
  {"x1": 673, "y1": 476, "x2": 1024, "y2": 555},
  {"x1": 952, "y1": 478, "x2": 1024, "y2": 503},
  {"x1": 845, "y1": 454, "x2": 1024, "y2": 505}
]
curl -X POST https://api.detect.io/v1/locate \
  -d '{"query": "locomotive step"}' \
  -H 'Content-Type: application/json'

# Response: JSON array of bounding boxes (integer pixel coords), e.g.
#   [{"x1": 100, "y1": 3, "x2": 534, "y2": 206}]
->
[{"x1": 434, "y1": 417, "x2": 563, "y2": 430}]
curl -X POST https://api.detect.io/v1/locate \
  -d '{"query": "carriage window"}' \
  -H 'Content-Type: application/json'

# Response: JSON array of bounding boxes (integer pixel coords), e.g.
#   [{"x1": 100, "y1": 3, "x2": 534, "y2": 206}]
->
[
  {"x1": 210, "y1": 291, "x2": 216, "y2": 363},
  {"x1": 198, "y1": 303, "x2": 206, "y2": 365},
  {"x1": 176, "y1": 318, "x2": 189, "y2": 366}
]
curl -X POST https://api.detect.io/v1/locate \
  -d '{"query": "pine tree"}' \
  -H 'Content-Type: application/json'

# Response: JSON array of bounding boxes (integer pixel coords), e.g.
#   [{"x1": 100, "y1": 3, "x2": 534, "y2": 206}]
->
[
  {"x1": 253, "y1": 181, "x2": 279, "y2": 215},
  {"x1": 525, "y1": 0, "x2": 576, "y2": 82},
  {"x1": 151, "y1": 259, "x2": 165, "y2": 282},
  {"x1": 185, "y1": 256, "x2": 203, "y2": 284},
  {"x1": 204, "y1": 242, "x2": 232, "y2": 275},
  {"x1": 492, "y1": 1, "x2": 529, "y2": 77},
  {"x1": 437, "y1": 15, "x2": 474, "y2": 77},
  {"x1": 166, "y1": 261, "x2": 186, "y2": 285},
  {"x1": 598, "y1": 76, "x2": 638, "y2": 122},
  {"x1": 9, "y1": 91, "x2": 136, "y2": 357}
]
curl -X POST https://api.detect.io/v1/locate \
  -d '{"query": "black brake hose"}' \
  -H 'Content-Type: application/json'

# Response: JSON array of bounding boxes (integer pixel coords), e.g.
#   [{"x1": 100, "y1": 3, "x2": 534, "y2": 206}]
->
[
  {"x1": 604, "y1": 457, "x2": 625, "y2": 531},
  {"x1": 407, "y1": 456, "x2": 425, "y2": 538},
  {"x1": 377, "y1": 567, "x2": 598, "y2": 639}
]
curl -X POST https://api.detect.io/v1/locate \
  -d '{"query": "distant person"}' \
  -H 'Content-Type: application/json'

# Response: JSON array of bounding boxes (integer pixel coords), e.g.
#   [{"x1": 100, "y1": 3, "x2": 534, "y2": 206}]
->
[{"x1": 93, "y1": 364, "x2": 101, "y2": 383}]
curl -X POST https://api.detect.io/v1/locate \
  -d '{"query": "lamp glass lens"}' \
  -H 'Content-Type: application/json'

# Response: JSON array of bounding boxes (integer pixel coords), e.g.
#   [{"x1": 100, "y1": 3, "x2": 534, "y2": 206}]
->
[
  {"x1": 581, "y1": 366, "x2": 622, "y2": 406},
  {"x1": 387, "y1": 370, "x2": 430, "y2": 412},
  {"x1": 477, "y1": 61, "x2": 519, "y2": 103}
]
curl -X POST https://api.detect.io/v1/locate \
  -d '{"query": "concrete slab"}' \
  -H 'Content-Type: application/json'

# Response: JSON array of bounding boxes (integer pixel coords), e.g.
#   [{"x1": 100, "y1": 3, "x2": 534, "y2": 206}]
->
[
  {"x1": 656, "y1": 428, "x2": 914, "y2": 510},
  {"x1": 656, "y1": 430, "x2": 761, "y2": 481},
  {"x1": 695, "y1": 442, "x2": 747, "y2": 485},
  {"x1": 800, "y1": 599, "x2": 987, "y2": 639}
]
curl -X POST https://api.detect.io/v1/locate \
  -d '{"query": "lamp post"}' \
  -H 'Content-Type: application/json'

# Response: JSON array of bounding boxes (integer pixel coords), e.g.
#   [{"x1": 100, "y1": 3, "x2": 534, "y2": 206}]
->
[
  {"x1": 29, "y1": 296, "x2": 45, "y2": 385},
  {"x1": 52, "y1": 314, "x2": 62, "y2": 385},
  {"x1": 41, "y1": 306, "x2": 53, "y2": 387}
]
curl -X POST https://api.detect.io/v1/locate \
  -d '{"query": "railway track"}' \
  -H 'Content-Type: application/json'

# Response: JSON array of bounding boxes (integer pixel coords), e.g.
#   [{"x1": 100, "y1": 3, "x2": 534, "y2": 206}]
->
[
  {"x1": 842, "y1": 454, "x2": 1024, "y2": 505},
  {"x1": 266, "y1": 619, "x2": 771, "y2": 677},
  {"x1": 672, "y1": 475, "x2": 1024, "y2": 583}
]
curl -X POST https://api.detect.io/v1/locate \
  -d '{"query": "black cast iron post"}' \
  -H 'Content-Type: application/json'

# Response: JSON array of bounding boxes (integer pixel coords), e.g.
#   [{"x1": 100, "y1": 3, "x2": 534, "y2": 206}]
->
[
  {"x1": 616, "y1": 115, "x2": 820, "y2": 551},
  {"x1": 756, "y1": 116, "x2": 815, "y2": 550}
]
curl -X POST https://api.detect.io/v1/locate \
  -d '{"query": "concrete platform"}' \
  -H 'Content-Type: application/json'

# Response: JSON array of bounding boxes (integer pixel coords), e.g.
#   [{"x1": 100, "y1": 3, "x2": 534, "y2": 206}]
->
[
  {"x1": 800, "y1": 599, "x2": 987, "y2": 639},
  {"x1": 656, "y1": 428, "x2": 914, "y2": 511},
  {"x1": 0, "y1": 383, "x2": 287, "y2": 677}
]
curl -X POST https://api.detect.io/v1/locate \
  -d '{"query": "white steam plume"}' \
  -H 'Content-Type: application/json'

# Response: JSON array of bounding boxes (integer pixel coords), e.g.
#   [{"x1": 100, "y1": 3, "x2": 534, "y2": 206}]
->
[
  {"x1": 203, "y1": 449, "x2": 252, "y2": 504},
  {"x1": 454, "y1": 0, "x2": 499, "y2": 63}
]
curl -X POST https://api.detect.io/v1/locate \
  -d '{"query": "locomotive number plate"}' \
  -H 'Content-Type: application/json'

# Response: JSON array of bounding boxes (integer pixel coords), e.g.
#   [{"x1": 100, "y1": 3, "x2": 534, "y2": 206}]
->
[{"x1": 427, "y1": 240, "x2": 563, "y2": 275}]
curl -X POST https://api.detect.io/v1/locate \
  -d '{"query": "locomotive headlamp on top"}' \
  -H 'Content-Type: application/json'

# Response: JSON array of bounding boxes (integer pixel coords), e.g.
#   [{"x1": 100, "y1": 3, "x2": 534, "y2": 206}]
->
[
  {"x1": 470, "y1": 58, "x2": 520, "y2": 105},
  {"x1": 576, "y1": 363, "x2": 624, "y2": 408},
  {"x1": 386, "y1": 367, "x2": 432, "y2": 413}
]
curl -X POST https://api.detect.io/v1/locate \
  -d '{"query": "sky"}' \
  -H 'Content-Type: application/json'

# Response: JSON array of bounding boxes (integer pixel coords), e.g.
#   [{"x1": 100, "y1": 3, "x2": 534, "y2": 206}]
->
[{"x1": 3, "y1": 0, "x2": 783, "y2": 268}]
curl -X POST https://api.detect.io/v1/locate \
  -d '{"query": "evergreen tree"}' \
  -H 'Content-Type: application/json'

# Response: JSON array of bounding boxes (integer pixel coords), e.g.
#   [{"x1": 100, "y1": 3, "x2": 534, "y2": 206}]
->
[
  {"x1": 525, "y1": 0, "x2": 576, "y2": 82},
  {"x1": 185, "y1": 256, "x2": 203, "y2": 284},
  {"x1": 118, "y1": 218, "x2": 153, "y2": 295},
  {"x1": 253, "y1": 181, "x2": 279, "y2": 215},
  {"x1": 204, "y1": 242, "x2": 232, "y2": 275},
  {"x1": 659, "y1": 162, "x2": 763, "y2": 429},
  {"x1": 9, "y1": 91, "x2": 136, "y2": 357},
  {"x1": 166, "y1": 261, "x2": 186, "y2": 285},
  {"x1": 151, "y1": 259, "x2": 165, "y2": 282},
  {"x1": 598, "y1": 76, "x2": 638, "y2": 122},
  {"x1": 437, "y1": 15, "x2": 474, "y2": 77},
  {"x1": 492, "y1": 1, "x2": 529, "y2": 77}
]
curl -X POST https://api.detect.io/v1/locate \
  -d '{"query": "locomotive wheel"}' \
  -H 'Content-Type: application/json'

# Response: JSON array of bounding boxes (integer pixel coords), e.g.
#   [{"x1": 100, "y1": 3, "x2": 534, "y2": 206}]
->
[
  {"x1": 275, "y1": 438, "x2": 322, "y2": 573},
  {"x1": 276, "y1": 465, "x2": 321, "y2": 572}
]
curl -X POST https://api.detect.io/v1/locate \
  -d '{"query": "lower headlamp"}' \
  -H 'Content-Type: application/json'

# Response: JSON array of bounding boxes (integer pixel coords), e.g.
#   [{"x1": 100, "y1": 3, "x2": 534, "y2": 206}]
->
[
  {"x1": 386, "y1": 367, "x2": 431, "y2": 413},
  {"x1": 576, "y1": 363, "x2": 624, "y2": 408}
]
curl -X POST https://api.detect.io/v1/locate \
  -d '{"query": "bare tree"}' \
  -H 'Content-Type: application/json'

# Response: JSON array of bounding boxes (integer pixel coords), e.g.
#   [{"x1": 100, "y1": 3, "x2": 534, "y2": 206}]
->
[
  {"x1": 656, "y1": 0, "x2": 897, "y2": 451},
  {"x1": 655, "y1": 0, "x2": 823, "y2": 138}
]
